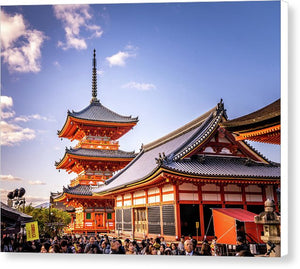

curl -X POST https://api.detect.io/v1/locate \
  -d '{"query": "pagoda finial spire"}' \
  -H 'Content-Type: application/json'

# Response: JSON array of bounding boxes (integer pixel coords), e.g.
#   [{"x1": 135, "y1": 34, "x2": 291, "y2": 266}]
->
[{"x1": 91, "y1": 49, "x2": 99, "y2": 103}]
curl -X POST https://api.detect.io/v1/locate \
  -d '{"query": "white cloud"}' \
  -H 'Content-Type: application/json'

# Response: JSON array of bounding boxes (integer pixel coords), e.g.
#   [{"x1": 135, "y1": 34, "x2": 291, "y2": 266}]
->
[
  {"x1": 0, "y1": 96, "x2": 54, "y2": 146},
  {"x1": 0, "y1": 174, "x2": 23, "y2": 181},
  {"x1": 53, "y1": 5, "x2": 102, "y2": 50},
  {"x1": 14, "y1": 114, "x2": 53, "y2": 122},
  {"x1": 28, "y1": 180, "x2": 46, "y2": 185},
  {"x1": 0, "y1": 12, "x2": 25, "y2": 49},
  {"x1": 1, "y1": 111, "x2": 16, "y2": 119},
  {"x1": 106, "y1": 44, "x2": 137, "y2": 67},
  {"x1": 122, "y1": 81, "x2": 156, "y2": 91},
  {"x1": 0, "y1": 120, "x2": 36, "y2": 146},
  {"x1": 0, "y1": 96, "x2": 13, "y2": 109},
  {"x1": 0, "y1": 10, "x2": 46, "y2": 73},
  {"x1": 106, "y1": 51, "x2": 136, "y2": 67},
  {"x1": 1, "y1": 96, "x2": 15, "y2": 119}
]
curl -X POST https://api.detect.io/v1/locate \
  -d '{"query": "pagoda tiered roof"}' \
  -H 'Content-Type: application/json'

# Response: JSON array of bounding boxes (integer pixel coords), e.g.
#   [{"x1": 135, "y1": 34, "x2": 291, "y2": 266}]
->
[
  {"x1": 57, "y1": 100, "x2": 138, "y2": 141},
  {"x1": 55, "y1": 147, "x2": 137, "y2": 171},
  {"x1": 93, "y1": 100, "x2": 280, "y2": 195},
  {"x1": 52, "y1": 184, "x2": 100, "y2": 203},
  {"x1": 68, "y1": 100, "x2": 138, "y2": 123},
  {"x1": 63, "y1": 184, "x2": 93, "y2": 196}
]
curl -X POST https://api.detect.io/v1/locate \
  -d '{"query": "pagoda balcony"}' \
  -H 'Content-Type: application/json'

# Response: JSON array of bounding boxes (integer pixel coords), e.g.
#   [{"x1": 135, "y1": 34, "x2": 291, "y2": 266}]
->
[
  {"x1": 70, "y1": 174, "x2": 112, "y2": 187},
  {"x1": 75, "y1": 138, "x2": 120, "y2": 150}
]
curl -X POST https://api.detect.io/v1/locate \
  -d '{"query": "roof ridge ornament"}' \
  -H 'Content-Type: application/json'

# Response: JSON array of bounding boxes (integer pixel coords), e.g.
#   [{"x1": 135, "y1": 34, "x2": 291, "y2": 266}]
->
[
  {"x1": 217, "y1": 98, "x2": 228, "y2": 119},
  {"x1": 91, "y1": 49, "x2": 99, "y2": 103}
]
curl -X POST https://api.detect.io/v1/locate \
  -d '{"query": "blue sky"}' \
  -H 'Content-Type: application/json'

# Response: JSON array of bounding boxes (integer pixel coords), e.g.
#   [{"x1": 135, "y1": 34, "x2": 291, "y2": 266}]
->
[{"x1": 1, "y1": 1, "x2": 281, "y2": 206}]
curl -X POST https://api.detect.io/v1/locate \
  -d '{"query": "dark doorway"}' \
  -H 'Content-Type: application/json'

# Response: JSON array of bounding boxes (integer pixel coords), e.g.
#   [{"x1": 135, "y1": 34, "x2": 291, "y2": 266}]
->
[
  {"x1": 180, "y1": 204, "x2": 200, "y2": 237},
  {"x1": 203, "y1": 204, "x2": 222, "y2": 236},
  {"x1": 247, "y1": 205, "x2": 265, "y2": 214},
  {"x1": 225, "y1": 204, "x2": 244, "y2": 209}
]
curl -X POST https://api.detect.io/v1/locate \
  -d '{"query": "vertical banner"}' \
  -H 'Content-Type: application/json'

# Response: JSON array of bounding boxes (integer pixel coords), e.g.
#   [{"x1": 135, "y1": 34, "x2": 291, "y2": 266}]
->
[{"x1": 25, "y1": 221, "x2": 39, "y2": 241}]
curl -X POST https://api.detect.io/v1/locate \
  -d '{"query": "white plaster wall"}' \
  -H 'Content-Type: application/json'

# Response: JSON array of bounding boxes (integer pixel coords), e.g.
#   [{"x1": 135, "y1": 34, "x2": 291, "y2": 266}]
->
[
  {"x1": 179, "y1": 183, "x2": 198, "y2": 191},
  {"x1": 162, "y1": 184, "x2": 174, "y2": 192},
  {"x1": 124, "y1": 200, "x2": 132, "y2": 206},
  {"x1": 133, "y1": 198, "x2": 146, "y2": 205},
  {"x1": 202, "y1": 193, "x2": 221, "y2": 201},
  {"x1": 124, "y1": 193, "x2": 132, "y2": 200},
  {"x1": 245, "y1": 185, "x2": 261, "y2": 193},
  {"x1": 179, "y1": 192, "x2": 199, "y2": 201},
  {"x1": 163, "y1": 193, "x2": 175, "y2": 202},
  {"x1": 133, "y1": 190, "x2": 145, "y2": 198},
  {"x1": 202, "y1": 184, "x2": 220, "y2": 191},
  {"x1": 246, "y1": 194, "x2": 263, "y2": 202},
  {"x1": 224, "y1": 193, "x2": 242, "y2": 202},
  {"x1": 224, "y1": 184, "x2": 241, "y2": 192},
  {"x1": 148, "y1": 195, "x2": 160, "y2": 204},
  {"x1": 148, "y1": 187, "x2": 160, "y2": 195}
]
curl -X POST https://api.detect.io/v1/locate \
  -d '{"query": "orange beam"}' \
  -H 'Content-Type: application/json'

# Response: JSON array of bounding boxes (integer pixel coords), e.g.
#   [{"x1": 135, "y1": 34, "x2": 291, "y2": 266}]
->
[{"x1": 235, "y1": 124, "x2": 280, "y2": 144}]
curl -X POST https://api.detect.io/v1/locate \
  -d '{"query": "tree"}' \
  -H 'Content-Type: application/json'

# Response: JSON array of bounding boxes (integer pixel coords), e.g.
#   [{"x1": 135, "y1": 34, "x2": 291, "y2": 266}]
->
[{"x1": 23, "y1": 204, "x2": 71, "y2": 237}]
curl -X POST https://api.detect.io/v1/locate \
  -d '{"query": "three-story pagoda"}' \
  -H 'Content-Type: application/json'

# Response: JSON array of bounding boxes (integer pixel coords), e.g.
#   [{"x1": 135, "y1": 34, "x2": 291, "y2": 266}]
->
[{"x1": 53, "y1": 50, "x2": 138, "y2": 234}]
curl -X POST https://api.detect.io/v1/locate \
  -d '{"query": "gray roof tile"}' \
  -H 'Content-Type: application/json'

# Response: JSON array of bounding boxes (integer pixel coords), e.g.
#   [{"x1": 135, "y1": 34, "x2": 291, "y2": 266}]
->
[
  {"x1": 69, "y1": 101, "x2": 138, "y2": 123},
  {"x1": 163, "y1": 157, "x2": 280, "y2": 178},
  {"x1": 66, "y1": 147, "x2": 136, "y2": 159},
  {"x1": 63, "y1": 185, "x2": 93, "y2": 196}
]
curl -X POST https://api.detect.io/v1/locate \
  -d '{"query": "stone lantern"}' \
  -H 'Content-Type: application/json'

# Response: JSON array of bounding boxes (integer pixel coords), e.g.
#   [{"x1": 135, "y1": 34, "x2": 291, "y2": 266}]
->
[{"x1": 254, "y1": 199, "x2": 281, "y2": 257}]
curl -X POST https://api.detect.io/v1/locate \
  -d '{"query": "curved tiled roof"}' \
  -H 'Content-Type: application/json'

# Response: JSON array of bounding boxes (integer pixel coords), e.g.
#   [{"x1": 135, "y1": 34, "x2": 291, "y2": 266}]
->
[
  {"x1": 93, "y1": 102, "x2": 225, "y2": 194},
  {"x1": 221, "y1": 99, "x2": 280, "y2": 132},
  {"x1": 68, "y1": 100, "x2": 138, "y2": 123},
  {"x1": 162, "y1": 156, "x2": 280, "y2": 178},
  {"x1": 65, "y1": 147, "x2": 136, "y2": 159},
  {"x1": 63, "y1": 185, "x2": 93, "y2": 196},
  {"x1": 96, "y1": 125, "x2": 201, "y2": 193}
]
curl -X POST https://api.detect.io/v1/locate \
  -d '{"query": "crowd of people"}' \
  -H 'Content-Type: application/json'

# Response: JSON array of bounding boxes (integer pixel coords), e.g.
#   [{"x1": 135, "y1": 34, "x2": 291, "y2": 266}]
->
[{"x1": 1, "y1": 233, "x2": 253, "y2": 256}]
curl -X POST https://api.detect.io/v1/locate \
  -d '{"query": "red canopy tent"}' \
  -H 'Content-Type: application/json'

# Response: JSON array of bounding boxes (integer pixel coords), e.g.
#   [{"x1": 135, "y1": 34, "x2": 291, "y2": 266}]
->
[{"x1": 212, "y1": 208, "x2": 264, "y2": 245}]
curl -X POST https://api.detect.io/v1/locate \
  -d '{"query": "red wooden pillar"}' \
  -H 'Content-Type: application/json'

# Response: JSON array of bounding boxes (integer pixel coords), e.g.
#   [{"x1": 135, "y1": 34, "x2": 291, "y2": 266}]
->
[
  {"x1": 83, "y1": 209, "x2": 86, "y2": 231},
  {"x1": 175, "y1": 183, "x2": 181, "y2": 238},
  {"x1": 145, "y1": 188, "x2": 149, "y2": 238},
  {"x1": 130, "y1": 192, "x2": 134, "y2": 238},
  {"x1": 261, "y1": 184, "x2": 266, "y2": 202},
  {"x1": 220, "y1": 184, "x2": 225, "y2": 208},
  {"x1": 241, "y1": 184, "x2": 247, "y2": 210},
  {"x1": 103, "y1": 209, "x2": 107, "y2": 232},
  {"x1": 273, "y1": 184, "x2": 280, "y2": 211},
  {"x1": 198, "y1": 184, "x2": 205, "y2": 238},
  {"x1": 159, "y1": 186, "x2": 163, "y2": 236}
]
